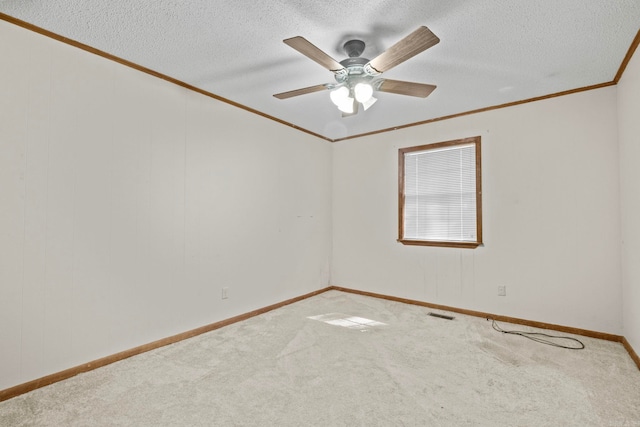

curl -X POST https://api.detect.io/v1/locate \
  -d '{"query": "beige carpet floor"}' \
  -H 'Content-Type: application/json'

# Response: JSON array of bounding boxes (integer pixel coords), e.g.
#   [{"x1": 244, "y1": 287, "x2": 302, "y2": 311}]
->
[{"x1": 1, "y1": 290, "x2": 639, "y2": 426}]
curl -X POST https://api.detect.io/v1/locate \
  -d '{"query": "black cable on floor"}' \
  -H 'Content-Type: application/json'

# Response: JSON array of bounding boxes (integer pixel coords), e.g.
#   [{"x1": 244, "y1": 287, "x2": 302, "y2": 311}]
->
[{"x1": 487, "y1": 318, "x2": 585, "y2": 350}]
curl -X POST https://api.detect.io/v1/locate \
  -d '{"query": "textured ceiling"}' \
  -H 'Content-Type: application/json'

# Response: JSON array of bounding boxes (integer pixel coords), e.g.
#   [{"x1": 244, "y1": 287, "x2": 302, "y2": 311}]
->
[{"x1": 1, "y1": 1, "x2": 639, "y2": 141}]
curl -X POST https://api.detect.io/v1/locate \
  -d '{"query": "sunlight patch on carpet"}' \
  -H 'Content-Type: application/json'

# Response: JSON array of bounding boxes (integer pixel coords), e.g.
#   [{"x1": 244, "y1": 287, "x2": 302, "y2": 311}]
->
[{"x1": 307, "y1": 313, "x2": 386, "y2": 330}]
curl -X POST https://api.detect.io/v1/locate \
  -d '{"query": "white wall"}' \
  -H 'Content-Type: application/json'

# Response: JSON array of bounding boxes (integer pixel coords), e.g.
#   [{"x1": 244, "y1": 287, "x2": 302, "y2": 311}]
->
[
  {"x1": 0, "y1": 21, "x2": 332, "y2": 390},
  {"x1": 333, "y1": 86, "x2": 622, "y2": 334},
  {"x1": 619, "y1": 45, "x2": 640, "y2": 352}
]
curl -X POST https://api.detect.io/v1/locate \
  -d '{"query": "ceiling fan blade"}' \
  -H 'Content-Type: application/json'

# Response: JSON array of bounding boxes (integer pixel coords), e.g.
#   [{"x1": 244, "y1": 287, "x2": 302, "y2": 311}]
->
[
  {"x1": 273, "y1": 84, "x2": 329, "y2": 99},
  {"x1": 377, "y1": 79, "x2": 436, "y2": 98},
  {"x1": 284, "y1": 36, "x2": 346, "y2": 73},
  {"x1": 366, "y1": 26, "x2": 440, "y2": 74}
]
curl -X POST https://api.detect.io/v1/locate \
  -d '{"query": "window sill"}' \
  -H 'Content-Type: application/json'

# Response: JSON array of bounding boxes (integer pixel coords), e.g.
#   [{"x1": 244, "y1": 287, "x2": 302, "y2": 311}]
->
[{"x1": 397, "y1": 239, "x2": 482, "y2": 249}]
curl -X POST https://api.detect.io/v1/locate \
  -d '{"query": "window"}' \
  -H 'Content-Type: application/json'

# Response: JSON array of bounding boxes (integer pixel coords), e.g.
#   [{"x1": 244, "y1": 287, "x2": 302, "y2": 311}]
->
[{"x1": 398, "y1": 136, "x2": 482, "y2": 248}]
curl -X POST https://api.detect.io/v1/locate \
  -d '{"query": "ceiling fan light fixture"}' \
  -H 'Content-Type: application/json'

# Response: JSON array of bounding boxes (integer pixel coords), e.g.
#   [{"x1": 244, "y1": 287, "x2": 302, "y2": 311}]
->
[{"x1": 354, "y1": 82, "x2": 374, "y2": 103}]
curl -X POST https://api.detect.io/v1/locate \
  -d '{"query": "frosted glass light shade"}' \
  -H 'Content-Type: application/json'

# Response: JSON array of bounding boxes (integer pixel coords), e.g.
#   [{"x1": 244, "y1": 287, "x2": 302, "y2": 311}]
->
[
  {"x1": 337, "y1": 97, "x2": 355, "y2": 113},
  {"x1": 354, "y1": 83, "x2": 373, "y2": 103},
  {"x1": 330, "y1": 86, "x2": 350, "y2": 106},
  {"x1": 362, "y1": 96, "x2": 377, "y2": 111}
]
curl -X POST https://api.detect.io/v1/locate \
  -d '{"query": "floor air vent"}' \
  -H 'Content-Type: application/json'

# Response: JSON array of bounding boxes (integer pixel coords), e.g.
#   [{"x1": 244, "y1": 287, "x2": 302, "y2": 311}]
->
[{"x1": 427, "y1": 312, "x2": 455, "y2": 320}]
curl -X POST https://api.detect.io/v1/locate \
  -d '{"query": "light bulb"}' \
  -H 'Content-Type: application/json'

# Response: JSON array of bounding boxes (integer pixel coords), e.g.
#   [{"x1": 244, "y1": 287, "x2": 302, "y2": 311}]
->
[
  {"x1": 337, "y1": 97, "x2": 355, "y2": 114},
  {"x1": 354, "y1": 83, "x2": 373, "y2": 103},
  {"x1": 330, "y1": 86, "x2": 349, "y2": 106}
]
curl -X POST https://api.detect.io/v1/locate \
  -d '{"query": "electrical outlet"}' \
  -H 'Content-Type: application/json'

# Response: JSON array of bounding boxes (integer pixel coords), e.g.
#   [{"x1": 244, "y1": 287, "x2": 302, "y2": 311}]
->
[
  {"x1": 222, "y1": 287, "x2": 229, "y2": 300},
  {"x1": 498, "y1": 285, "x2": 506, "y2": 296}
]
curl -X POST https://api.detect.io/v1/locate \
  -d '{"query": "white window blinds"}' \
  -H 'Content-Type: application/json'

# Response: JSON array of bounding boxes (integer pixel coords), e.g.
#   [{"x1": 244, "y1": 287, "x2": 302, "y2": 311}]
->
[{"x1": 403, "y1": 143, "x2": 477, "y2": 243}]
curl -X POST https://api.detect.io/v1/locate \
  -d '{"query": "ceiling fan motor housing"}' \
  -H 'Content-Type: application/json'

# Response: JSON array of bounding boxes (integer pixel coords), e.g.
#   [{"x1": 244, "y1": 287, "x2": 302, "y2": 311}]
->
[{"x1": 336, "y1": 56, "x2": 373, "y2": 85}]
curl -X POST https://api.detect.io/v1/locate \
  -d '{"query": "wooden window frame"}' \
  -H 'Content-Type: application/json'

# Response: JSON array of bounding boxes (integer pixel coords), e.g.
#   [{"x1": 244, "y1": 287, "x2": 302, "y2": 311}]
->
[{"x1": 398, "y1": 136, "x2": 483, "y2": 249}]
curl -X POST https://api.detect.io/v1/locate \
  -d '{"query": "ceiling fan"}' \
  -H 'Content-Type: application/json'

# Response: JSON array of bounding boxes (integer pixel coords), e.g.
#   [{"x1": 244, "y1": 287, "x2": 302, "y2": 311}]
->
[{"x1": 273, "y1": 26, "x2": 440, "y2": 116}]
